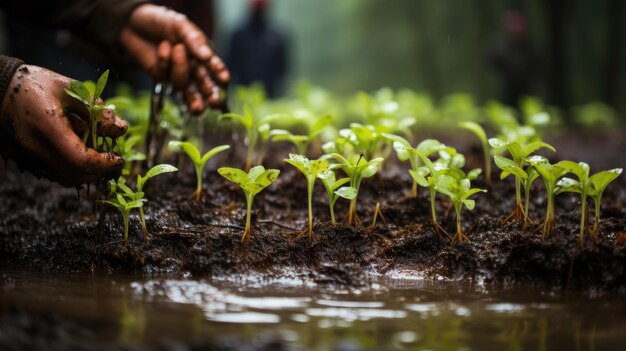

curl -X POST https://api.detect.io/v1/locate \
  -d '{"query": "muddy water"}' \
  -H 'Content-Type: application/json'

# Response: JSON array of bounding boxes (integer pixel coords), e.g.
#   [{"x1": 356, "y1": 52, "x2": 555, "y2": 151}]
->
[{"x1": 1, "y1": 267, "x2": 624, "y2": 350}]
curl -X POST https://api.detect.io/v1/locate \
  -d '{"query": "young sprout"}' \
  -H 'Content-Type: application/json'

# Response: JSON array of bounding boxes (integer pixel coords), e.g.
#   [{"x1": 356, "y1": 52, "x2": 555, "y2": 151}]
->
[
  {"x1": 588, "y1": 168, "x2": 622, "y2": 239},
  {"x1": 114, "y1": 134, "x2": 146, "y2": 175},
  {"x1": 527, "y1": 156, "x2": 568, "y2": 238},
  {"x1": 271, "y1": 114, "x2": 332, "y2": 156},
  {"x1": 408, "y1": 147, "x2": 460, "y2": 235},
  {"x1": 107, "y1": 164, "x2": 178, "y2": 242},
  {"x1": 317, "y1": 169, "x2": 357, "y2": 224},
  {"x1": 555, "y1": 161, "x2": 593, "y2": 246},
  {"x1": 493, "y1": 155, "x2": 539, "y2": 225},
  {"x1": 169, "y1": 141, "x2": 230, "y2": 201},
  {"x1": 330, "y1": 153, "x2": 384, "y2": 226},
  {"x1": 220, "y1": 106, "x2": 284, "y2": 170},
  {"x1": 436, "y1": 176, "x2": 486, "y2": 244},
  {"x1": 459, "y1": 121, "x2": 491, "y2": 186},
  {"x1": 218, "y1": 166, "x2": 280, "y2": 242},
  {"x1": 65, "y1": 70, "x2": 113, "y2": 149},
  {"x1": 100, "y1": 194, "x2": 144, "y2": 244},
  {"x1": 383, "y1": 134, "x2": 453, "y2": 198},
  {"x1": 284, "y1": 154, "x2": 329, "y2": 238},
  {"x1": 489, "y1": 138, "x2": 555, "y2": 222}
]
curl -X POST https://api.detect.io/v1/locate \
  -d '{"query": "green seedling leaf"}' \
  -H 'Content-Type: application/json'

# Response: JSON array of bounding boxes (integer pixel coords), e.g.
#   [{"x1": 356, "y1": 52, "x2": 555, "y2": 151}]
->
[
  {"x1": 94, "y1": 70, "x2": 109, "y2": 101},
  {"x1": 218, "y1": 165, "x2": 280, "y2": 242},
  {"x1": 334, "y1": 186, "x2": 357, "y2": 200},
  {"x1": 218, "y1": 167, "x2": 249, "y2": 188},
  {"x1": 137, "y1": 164, "x2": 178, "y2": 191},
  {"x1": 589, "y1": 168, "x2": 622, "y2": 194},
  {"x1": 459, "y1": 121, "x2": 486, "y2": 143},
  {"x1": 69, "y1": 80, "x2": 91, "y2": 103}
]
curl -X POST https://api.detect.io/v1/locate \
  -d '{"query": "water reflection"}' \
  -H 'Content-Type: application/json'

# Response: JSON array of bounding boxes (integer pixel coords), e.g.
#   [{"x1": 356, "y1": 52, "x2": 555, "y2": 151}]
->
[{"x1": 0, "y1": 270, "x2": 624, "y2": 351}]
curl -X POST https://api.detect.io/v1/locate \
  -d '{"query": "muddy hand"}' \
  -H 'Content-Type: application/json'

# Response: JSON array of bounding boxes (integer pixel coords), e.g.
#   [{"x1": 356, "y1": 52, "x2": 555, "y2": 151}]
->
[
  {"x1": 120, "y1": 4, "x2": 230, "y2": 114},
  {"x1": 0, "y1": 65, "x2": 127, "y2": 187}
]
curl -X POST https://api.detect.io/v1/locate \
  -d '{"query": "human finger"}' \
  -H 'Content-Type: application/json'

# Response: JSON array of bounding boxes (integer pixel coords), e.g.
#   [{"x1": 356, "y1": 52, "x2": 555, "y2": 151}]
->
[
  {"x1": 97, "y1": 109, "x2": 128, "y2": 138},
  {"x1": 184, "y1": 83, "x2": 204, "y2": 115},
  {"x1": 208, "y1": 55, "x2": 230, "y2": 85},
  {"x1": 155, "y1": 40, "x2": 172, "y2": 82},
  {"x1": 120, "y1": 27, "x2": 158, "y2": 75},
  {"x1": 170, "y1": 43, "x2": 189, "y2": 90},
  {"x1": 172, "y1": 18, "x2": 213, "y2": 61}
]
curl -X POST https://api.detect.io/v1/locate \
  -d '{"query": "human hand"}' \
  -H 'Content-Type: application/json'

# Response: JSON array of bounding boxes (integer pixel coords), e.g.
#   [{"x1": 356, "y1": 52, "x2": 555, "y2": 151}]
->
[
  {"x1": 120, "y1": 4, "x2": 230, "y2": 114},
  {"x1": 0, "y1": 65, "x2": 128, "y2": 187}
]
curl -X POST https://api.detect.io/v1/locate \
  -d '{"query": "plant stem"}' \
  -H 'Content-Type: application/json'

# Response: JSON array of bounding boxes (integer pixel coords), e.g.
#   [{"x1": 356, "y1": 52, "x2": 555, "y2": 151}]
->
[
  {"x1": 329, "y1": 195, "x2": 337, "y2": 225},
  {"x1": 91, "y1": 107, "x2": 98, "y2": 150},
  {"x1": 515, "y1": 177, "x2": 523, "y2": 217},
  {"x1": 455, "y1": 205, "x2": 462, "y2": 241},
  {"x1": 542, "y1": 189, "x2": 555, "y2": 239},
  {"x1": 194, "y1": 164, "x2": 203, "y2": 201},
  {"x1": 139, "y1": 206, "x2": 147, "y2": 241},
  {"x1": 578, "y1": 192, "x2": 588, "y2": 246},
  {"x1": 307, "y1": 181, "x2": 313, "y2": 238},
  {"x1": 123, "y1": 211, "x2": 130, "y2": 244},
  {"x1": 243, "y1": 194, "x2": 253, "y2": 242},
  {"x1": 523, "y1": 183, "x2": 532, "y2": 224},
  {"x1": 592, "y1": 194, "x2": 602, "y2": 239},
  {"x1": 429, "y1": 187, "x2": 438, "y2": 226}
]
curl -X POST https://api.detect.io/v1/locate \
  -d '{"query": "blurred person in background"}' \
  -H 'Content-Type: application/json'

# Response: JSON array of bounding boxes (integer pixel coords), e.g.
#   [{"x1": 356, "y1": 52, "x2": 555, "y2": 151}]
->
[
  {"x1": 488, "y1": 10, "x2": 539, "y2": 108},
  {"x1": 0, "y1": 1, "x2": 229, "y2": 186},
  {"x1": 226, "y1": 0, "x2": 288, "y2": 98}
]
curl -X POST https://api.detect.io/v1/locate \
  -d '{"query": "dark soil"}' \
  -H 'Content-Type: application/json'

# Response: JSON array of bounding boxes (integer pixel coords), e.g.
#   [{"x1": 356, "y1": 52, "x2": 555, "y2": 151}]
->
[{"x1": 1, "y1": 129, "x2": 625, "y2": 292}]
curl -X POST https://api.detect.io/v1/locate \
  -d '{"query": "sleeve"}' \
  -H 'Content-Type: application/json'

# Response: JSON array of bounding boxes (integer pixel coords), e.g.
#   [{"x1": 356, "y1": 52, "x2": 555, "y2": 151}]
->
[
  {"x1": 0, "y1": 56, "x2": 24, "y2": 107},
  {"x1": 1, "y1": 0, "x2": 147, "y2": 54}
]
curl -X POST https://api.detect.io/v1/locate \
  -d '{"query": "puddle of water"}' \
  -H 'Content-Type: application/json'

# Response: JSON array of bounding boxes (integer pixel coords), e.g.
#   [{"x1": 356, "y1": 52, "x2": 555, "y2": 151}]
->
[{"x1": 1, "y1": 268, "x2": 625, "y2": 351}]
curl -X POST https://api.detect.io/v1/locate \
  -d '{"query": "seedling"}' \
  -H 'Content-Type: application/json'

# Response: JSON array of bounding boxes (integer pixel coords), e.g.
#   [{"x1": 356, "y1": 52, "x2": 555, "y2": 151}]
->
[
  {"x1": 527, "y1": 156, "x2": 568, "y2": 238},
  {"x1": 65, "y1": 70, "x2": 114, "y2": 149},
  {"x1": 459, "y1": 121, "x2": 491, "y2": 186},
  {"x1": 169, "y1": 141, "x2": 230, "y2": 201},
  {"x1": 284, "y1": 154, "x2": 329, "y2": 238},
  {"x1": 220, "y1": 107, "x2": 284, "y2": 170},
  {"x1": 383, "y1": 134, "x2": 454, "y2": 198},
  {"x1": 114, "y1": 134, "x2": 146, "y2": 175},
  {"x1": 493, "y1": 155, "x2": 539, "y2": 225},
  {"x1": 588, "y1": 168, "x2": 622, "y2": 239},
  {"x1": 218, "y1": 166, "x2": 280, "y2": 242},
  {"x1": 555, "y1": 161, "x2": 594, "y2": 246},
  {"x1": 104, "y1": 164, "x2": 178, "y2": 242},
  {"x1": 437, "y1": 176, "x2": 486, "y2": 244},
  {"x1": 317, "y1": 169, "x2": 357, "y2": 224},
  {"x1": 408, "y1": 147, "x2": 459, "y2": 235},
  {"x1": 100, "y1": 194, "x2": 144, "y2": 244},
  {"x1": 489, "y1": 138, "x2": 555, "y2": 222},
  {"x1": 330, "y1": 153, "x2": 383, "y2": 226},
  {"x1": 271, "y1": 114, "x2": 332, "y2": 155}
]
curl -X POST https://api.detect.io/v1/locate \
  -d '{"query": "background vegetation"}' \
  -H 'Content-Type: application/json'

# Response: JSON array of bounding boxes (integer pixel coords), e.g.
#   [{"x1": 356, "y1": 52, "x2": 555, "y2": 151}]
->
[{"x1": 215, "y1": 0, "x2": 625, "y2": 119}]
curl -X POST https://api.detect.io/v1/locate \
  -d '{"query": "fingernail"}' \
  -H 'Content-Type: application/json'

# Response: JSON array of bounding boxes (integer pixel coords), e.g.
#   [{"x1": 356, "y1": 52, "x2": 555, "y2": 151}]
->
[{"x1": 199, "y1": 46, "x2": 211, "y2": 58}]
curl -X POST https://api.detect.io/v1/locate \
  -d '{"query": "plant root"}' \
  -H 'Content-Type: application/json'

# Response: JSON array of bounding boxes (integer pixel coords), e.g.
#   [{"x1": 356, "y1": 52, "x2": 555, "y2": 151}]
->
[
  {"x1": 502, "y1": 203, "x2": 524, "y2": 224},
  {"x1": 537, "y1": 217, "x2": 557, "y2": 240},
  {"x1": 290, "y1": 228, "x2": 313, "y2": 243},
  {"x1": 240, "y1": 228, "x2": 251, "y2": 243},
  {"x1": 433, "y1": 223, "x2": 451, "y2": 238},
  {"x1": 451, "y1": 231, "x2": 469, "y2": 245},
  {"x1": 367, "y1": 202, "x2": 387, "y2": 233},
  {"x1": 188, "y1": 190, "x2": 201, "y2": 202}
]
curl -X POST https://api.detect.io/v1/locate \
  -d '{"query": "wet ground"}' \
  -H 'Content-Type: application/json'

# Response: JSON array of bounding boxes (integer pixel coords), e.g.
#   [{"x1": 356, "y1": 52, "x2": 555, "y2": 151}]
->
[
  {"x1": 1, "y1": 266, "x2": 625, "y2": 351},
  {"x1": 0, "y1": 128, "x2": 625, "y2": 349}
]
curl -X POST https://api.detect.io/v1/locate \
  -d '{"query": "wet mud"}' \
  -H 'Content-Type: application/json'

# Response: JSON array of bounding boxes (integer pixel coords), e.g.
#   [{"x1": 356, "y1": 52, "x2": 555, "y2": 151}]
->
[{"x1": 0, "y1": 131, "x2": 625, "y2": 293}]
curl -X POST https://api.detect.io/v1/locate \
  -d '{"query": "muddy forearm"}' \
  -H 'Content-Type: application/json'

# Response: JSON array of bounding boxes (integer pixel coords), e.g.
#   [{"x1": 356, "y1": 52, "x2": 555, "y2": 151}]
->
[
  {"x1": 0, "y1": 56, "x2": 24, "y2": 116},
  {"x1": 1, "y1": 0, "x2": 146, "y2": 54}
]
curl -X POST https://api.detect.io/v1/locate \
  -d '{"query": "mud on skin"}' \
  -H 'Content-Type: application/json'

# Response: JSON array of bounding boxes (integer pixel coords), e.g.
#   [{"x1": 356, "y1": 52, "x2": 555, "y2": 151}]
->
[{"x1": 0, "y1": 136, "x2": 625, "y2": 293}]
